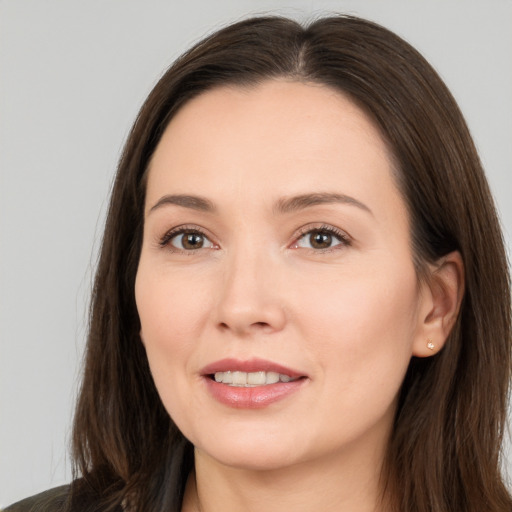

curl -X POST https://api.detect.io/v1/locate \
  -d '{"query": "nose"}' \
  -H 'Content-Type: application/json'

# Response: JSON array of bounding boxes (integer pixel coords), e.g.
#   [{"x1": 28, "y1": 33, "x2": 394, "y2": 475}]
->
[{"x1": 213, "y1": 248, "x2": 287, "y2": 336}]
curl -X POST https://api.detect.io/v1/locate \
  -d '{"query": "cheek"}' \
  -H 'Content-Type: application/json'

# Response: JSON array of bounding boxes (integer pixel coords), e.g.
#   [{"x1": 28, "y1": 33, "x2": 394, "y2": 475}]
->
[
  {"x1": 295, "y1": 261, "x2": 419, "y2": 391},
  {"x1": 136, "y1": 264, "x2": 210, "y2": 346},
  {"x1": 134, "y1": 265, "x2": 217, "y2": 439},
  {"x1": 134, "y1": 264, "x2": 213, "y2": 408},
  {"x1": 284, "y1": 263, "x2": 419, "y2": 449}
]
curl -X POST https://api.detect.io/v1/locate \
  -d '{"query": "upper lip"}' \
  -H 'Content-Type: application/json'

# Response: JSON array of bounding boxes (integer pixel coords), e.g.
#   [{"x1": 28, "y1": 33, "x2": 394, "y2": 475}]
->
[{"x1": 200, "y1": 358, "x2": 306, "y2": 378}]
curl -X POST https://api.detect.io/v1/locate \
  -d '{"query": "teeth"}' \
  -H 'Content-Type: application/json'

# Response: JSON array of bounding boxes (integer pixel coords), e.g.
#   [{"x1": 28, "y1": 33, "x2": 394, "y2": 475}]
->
[
  {"x1": 213, "y1": 371, "x2": 297, "y2": 387},
  {"x1": 266, "y1": 371, "x2": 279, "y2": 384},
  {"x1": 247, "y1": 371, "x2": 265, "y2": 385},
  {"x1": 232, "y1": 371, "x2": 247, "y2": 386}
]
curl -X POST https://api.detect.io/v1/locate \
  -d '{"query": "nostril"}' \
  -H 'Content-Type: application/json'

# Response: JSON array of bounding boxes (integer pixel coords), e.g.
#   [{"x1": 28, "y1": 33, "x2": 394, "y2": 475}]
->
[{"x1": 217, "y1": 321, "x2": 269, "y2": 331}]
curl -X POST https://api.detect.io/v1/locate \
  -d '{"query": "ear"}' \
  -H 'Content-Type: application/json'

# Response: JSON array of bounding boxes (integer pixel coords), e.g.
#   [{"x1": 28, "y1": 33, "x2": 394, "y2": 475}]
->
[{"x1": 412, "y1": 251, "x2": 465, "y2": 357}]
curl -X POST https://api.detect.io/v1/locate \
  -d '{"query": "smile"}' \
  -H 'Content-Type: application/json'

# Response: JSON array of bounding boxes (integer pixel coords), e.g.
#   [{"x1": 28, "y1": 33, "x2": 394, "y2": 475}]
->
[
  {"x1": 213, "y1": 370, "x2": 298, "y2": 386},
  {"x1": 201, "y1": 358, "x2": 308, "y2": 408}
]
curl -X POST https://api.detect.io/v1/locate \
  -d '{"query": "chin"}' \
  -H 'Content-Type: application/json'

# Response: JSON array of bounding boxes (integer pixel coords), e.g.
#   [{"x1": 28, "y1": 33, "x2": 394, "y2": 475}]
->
[
  {"x1": 192, "y1": 427, "x2": 310, "y2": 471},
  {"x1": 199, "y1": 445, "x2": 304, "y2": 472}
]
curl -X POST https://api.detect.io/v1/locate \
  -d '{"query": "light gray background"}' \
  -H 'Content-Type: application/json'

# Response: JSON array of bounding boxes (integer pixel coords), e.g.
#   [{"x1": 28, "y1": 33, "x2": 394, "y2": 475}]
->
[{"x1": 1, "y1": 0, "x2": 511, "y2": 506}]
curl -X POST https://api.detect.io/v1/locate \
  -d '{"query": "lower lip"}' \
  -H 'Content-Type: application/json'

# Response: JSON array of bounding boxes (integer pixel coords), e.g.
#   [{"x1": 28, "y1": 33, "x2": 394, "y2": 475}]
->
[{"x1": 203, "y1": 377, "x2": 306, "y2": 408}]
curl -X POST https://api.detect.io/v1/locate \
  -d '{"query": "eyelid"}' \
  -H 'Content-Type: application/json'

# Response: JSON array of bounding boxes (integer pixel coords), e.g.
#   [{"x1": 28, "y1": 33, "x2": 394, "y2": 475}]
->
[
  {"x1": 289, "y1": 223, "x2": 352, "y2": 251},
  {"x1": 156, "y1": 222, "x2": 351, "y2": 253},
  {"x1": 158, "y1": 224, "x2": 218, "y2": 252}
]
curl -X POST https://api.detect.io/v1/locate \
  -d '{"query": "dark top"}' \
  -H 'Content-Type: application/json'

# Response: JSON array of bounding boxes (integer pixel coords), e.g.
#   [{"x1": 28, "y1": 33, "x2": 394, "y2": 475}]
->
[
  {"x1": 4, "y1": 486, "x2": 70, "y2": 512},
  {"x1": 3, "y1": 485, "x2": 123, "y2": 512}
]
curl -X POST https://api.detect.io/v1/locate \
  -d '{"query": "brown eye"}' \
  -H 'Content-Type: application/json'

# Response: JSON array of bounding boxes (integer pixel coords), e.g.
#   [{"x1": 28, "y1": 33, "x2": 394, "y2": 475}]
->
[
  {"x1": 294, "y1": 228, "x2": 349, "y2": 251},
  {"x1": 169, "y1": 231, "x2": 213, "y2": 250},
  {"x1": 309, "y1": 231, "x2": 332, "y2": 249}
]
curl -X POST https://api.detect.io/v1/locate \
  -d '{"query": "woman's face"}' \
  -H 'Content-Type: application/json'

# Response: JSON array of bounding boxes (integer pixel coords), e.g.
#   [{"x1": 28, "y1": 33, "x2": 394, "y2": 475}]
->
[{"x1": 135, "y1": 80, "x2": 431, "y2": 471}]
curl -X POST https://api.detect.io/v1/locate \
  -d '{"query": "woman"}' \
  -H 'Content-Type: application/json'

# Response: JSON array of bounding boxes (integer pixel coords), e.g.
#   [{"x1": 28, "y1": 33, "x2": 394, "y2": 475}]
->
[{"x1": 7, "y1": 14, "x2": 511, "y2": 512}]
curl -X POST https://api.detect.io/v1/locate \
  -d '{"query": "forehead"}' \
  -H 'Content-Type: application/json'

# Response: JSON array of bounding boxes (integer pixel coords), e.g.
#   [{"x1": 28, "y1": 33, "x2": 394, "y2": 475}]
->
[
  {"x1": 146, "y1": 80, "x2": 403, "y2": 225},
  {"x1": 151, "y1": 80, "x2": 389, "y2": 169}
]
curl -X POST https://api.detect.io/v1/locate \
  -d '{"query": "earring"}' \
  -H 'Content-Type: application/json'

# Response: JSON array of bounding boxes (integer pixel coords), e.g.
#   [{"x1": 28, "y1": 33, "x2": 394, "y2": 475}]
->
[{"x1": 426, "y1": 339, "x2": 435, "y2": 351}]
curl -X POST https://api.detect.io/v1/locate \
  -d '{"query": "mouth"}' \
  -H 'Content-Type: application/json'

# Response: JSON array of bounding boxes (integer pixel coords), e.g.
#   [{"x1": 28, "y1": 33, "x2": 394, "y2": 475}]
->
[
  {"x1": 210, "y1": 370, "x2": 302, "y2": 387},
  {"x1": 200, "y1": 358, "x2": 308, "y2": 408},
  {"x1": 201, "y1": 357, "x2": 306, "y2": 383}
]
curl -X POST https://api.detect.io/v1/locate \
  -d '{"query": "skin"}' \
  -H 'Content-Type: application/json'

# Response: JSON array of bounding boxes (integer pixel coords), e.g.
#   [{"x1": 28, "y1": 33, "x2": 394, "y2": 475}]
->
[{"x1": 135, "y1": 80, "x2": 463, "y2": 512}]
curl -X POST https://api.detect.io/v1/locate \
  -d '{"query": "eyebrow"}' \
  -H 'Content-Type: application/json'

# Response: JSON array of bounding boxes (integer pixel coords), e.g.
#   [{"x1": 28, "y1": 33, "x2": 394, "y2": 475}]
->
[
  {"x1": 149, "y1": 194, "x2": 216, "y2": 214},
  {"x1": 273, "y1": 192, "x2": 373, "y2": 216},
  {"x1": 148, "y1": 192, "x2": 372, "y2": 217}
]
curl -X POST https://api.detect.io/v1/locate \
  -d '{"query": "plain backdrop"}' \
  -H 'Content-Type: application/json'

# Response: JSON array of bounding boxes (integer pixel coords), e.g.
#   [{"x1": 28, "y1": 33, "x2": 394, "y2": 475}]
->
[{"x1": 1, "y1": 0, "x2": 511, "y2": 506}]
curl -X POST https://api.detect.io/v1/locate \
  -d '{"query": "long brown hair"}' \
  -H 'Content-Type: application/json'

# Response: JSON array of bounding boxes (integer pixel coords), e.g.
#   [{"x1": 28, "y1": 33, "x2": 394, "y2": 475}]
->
[{"x1": 70, "y1": 15, "x2": 512, "y2": 512}]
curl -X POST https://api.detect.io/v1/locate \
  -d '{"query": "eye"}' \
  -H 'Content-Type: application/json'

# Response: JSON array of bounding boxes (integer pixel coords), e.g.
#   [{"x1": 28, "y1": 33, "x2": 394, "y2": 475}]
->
[
  {"x1": 160, "y1": 228, "x2": 216, "y2": 251},
  {"x1": 293, "y1": 227, "x2": 350, "y2": 251}
]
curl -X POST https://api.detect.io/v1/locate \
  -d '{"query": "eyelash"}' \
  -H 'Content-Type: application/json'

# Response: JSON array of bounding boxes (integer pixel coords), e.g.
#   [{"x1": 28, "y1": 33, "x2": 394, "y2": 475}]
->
[
  {"x1": 292, "y1": 224, "x2": 352, "y2": 252},
  {"x1": 158, "y1": 225, "x2": 214, "y2": 252},
  {"x1": 158, "y1": 224, "x2": 352, "y2": 253}
]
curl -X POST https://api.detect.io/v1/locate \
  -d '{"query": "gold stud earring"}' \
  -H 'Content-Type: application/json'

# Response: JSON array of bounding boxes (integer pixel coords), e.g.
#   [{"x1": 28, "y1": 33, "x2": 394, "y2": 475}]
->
[{"x1": 427, "y1": 339, "x2": 435, "y2": 351}]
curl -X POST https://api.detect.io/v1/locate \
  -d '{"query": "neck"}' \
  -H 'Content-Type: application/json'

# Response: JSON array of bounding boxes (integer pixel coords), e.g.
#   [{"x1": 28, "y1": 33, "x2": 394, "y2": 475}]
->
[{"x1": 182, "y1": 441, "x2": 389, "y2": 512}]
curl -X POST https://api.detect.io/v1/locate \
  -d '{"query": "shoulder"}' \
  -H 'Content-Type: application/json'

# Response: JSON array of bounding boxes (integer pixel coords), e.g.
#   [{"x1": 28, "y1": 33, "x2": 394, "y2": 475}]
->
[
  {"x1": 3, "y1": 485, "x2": 70, "y2": 512},
  {"x1": 3, "y1": 482, "x2": 125, "y2": 512}
]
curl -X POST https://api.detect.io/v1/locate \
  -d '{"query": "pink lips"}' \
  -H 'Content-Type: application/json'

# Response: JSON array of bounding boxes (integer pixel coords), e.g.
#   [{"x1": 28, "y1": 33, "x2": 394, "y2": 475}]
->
[
  {"x1": 201, "y1": 358, "x2": 307, "y2": 409},
  {"x1": 201, "y1": 357, "x2": 304, "y2": 378}
]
